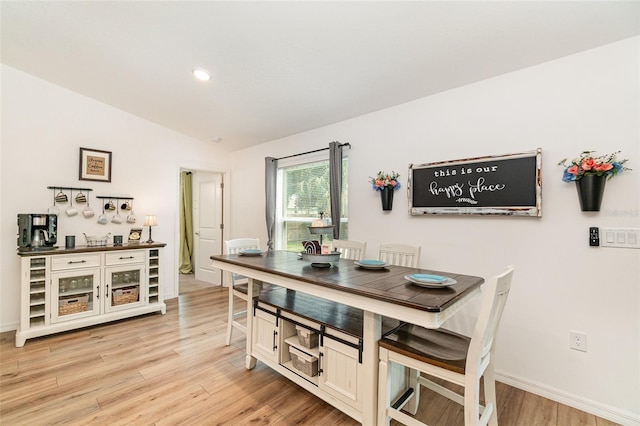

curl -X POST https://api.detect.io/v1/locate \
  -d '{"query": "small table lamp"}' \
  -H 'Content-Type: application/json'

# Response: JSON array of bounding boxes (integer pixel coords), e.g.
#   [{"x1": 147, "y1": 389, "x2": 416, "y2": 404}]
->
[{"x1": 143, "y1": 215, "x2": 157, "y2": 243}]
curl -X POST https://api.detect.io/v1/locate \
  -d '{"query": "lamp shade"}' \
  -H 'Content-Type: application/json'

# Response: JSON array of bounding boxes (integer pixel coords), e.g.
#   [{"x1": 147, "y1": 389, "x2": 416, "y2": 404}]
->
[{"x1": 143, "y1": 215, "x2": 157, "y2": 227}]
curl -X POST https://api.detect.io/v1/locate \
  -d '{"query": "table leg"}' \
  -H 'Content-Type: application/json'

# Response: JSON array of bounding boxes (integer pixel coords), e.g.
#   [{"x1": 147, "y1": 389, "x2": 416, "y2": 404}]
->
[
  {"x1": 363, "y1": 311, "x2": 381, "y2": 425},
  {"x1": 245, "y1": 278, "x2": 257, "y2": 370}
]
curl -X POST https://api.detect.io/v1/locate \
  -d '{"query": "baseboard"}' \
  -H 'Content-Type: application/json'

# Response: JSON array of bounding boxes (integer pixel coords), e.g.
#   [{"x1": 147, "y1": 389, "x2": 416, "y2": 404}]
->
[
  {"x1": 496, "y1": 371, "x2": 640, "y2": 426},
  {"x1": 0, "y1": 322, "x2": 18, "y2": 334}
]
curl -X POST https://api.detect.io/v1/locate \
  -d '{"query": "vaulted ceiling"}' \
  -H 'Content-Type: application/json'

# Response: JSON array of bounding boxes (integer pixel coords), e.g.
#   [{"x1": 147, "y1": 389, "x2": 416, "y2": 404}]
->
[{"x1": 2, "y1": 1, "x2": 639, "y2": 151}]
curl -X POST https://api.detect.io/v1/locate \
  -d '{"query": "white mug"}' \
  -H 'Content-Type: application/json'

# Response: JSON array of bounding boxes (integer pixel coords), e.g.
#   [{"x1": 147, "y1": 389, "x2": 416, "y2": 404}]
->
[
  {"x1": 65, "y1": 206, "x2": 78, "y2": 217},
  {"x1": 83, "y1": 205, "x2": 95, "y2": 218},
  {"x1": 126, "y1": 213, "x2": 136, "y2": 224},
  {"x1": 97, "y1": 214, "x2": 108, "y2": 225},
  {"x1": 111, "y1": 214, "x2": 123, "y2": 224}
]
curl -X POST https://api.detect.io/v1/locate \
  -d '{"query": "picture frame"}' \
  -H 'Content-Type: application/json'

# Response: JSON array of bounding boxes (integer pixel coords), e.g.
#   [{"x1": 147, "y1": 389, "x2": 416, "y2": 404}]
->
[
  {"x1": 408, "y1": 148, "x2": 542, "y2": 217},
  {"x1": 79, "y1": 147, "x2": 112, "y2": 182},
  {"x1": 128, "y1": 228, "x2": 143, "y2": 244}
]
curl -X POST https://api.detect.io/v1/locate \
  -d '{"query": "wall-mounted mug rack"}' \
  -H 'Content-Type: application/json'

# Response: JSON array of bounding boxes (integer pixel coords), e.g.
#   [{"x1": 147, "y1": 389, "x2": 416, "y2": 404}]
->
[{"x1": 47, "y1": 186, "x2": 93, "y2": 192}]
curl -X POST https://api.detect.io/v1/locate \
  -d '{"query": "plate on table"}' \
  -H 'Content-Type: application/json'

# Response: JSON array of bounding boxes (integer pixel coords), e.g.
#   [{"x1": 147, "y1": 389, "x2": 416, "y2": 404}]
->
[
  {"x1": 355, "y1": 260, "x2": 388, "y2": 270},
  {"x1": 405, "y1": 274, "x2": 457, "y2": 288},
  {"x1": 239, "y1": 249, "x2": 263, "y2": 256}
]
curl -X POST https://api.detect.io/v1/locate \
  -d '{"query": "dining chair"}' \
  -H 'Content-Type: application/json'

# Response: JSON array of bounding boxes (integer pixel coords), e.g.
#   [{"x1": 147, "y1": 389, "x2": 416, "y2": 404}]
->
[
  {"x1": 332, "y1": 239, "x2": 367, "y2": 261},
  {"x1": 378, "y1": 266, "x2": 514, "y2": 426},
  {"x1": 378, "y1": 243, "x2": 421, "y2": 267},
  {"x1": 224, "y1": 238, "x2": 261, "y2": 346},
  {"x1": 377, "y1": 266, "x2": 515, "y2": 426}
]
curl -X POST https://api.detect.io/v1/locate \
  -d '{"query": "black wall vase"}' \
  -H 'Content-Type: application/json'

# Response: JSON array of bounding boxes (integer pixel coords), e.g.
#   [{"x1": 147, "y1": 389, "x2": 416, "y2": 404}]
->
[
  {"x1": 380, "y1": 187, "x2": 394, "y2": 211},
  {"x1": 575, "y1": 174, "x2": 607, "y2": 212}
]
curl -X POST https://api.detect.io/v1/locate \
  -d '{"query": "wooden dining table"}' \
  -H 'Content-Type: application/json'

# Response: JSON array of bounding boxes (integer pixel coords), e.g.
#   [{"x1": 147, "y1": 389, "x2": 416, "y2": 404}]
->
[{"x1": 210, "y1": 250, "x2": 484, "y2": 425}]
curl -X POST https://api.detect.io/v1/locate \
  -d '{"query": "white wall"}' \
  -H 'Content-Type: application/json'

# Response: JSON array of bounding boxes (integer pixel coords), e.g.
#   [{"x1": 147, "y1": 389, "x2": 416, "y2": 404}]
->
[
  {"x1": 1, "y1": 65, "x2": 231, "y2": 331},
  {"x1": 229, "y1": 37, "x2": 640, "y2": 423}
]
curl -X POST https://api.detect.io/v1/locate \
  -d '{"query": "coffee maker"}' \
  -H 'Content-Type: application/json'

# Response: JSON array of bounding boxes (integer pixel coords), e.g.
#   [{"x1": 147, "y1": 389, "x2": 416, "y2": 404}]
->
[{"x1": 17, "y1": 214, "x2": 58, "y2": 249}]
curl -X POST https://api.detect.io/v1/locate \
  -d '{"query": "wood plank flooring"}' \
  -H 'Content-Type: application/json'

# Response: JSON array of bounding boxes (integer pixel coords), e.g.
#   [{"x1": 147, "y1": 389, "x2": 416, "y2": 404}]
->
[{"x1": 1, "y1": 281, "x2": 619, "y2": 425}]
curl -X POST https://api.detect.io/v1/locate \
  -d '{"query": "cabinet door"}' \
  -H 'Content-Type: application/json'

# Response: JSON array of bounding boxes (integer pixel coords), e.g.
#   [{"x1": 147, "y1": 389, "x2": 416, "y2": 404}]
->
[
  {"x1": 319, "y1": 337, "x2": 362, "y2": 410},
  {"x1": 252, "y1": 308, "x2": 278, "y2": 362},
  {"x1": 51, "y1": 268, "x2": 101, "y2": 323},
  {"x1": 104, "y1": 264, "x2": 146, "y2": 313}
]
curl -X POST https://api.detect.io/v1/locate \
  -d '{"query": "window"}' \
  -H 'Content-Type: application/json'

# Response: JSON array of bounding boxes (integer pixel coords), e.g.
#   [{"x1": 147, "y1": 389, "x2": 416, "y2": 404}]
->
[{"x1": 276, "y1": 155, "x2": 348, "y2": 252}]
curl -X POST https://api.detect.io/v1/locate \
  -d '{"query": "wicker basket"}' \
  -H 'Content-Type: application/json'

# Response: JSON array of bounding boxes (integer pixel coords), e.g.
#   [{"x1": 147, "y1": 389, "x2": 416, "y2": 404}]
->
[
  {"x1": 289, "y1": 346, "x2": 318, "y2": 377},
  {"x1": 58, "y1": 295, "x2": 89, "y2": 316},
  {"x1": 296, "y1": 326, "x2": 319, "y2": 349},
  {"x1": 112, "y1": 287, "x2": 139, "y2": 305}
]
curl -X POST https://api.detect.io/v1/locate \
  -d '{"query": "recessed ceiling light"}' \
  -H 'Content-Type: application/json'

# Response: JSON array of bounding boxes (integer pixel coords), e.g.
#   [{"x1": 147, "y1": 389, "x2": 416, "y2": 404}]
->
[
  {"x1": 192, "y1": 68, "x2": 211, "y2": 81},
  {"x1": 211, "y1": 137, "x2": 222, "y2": 143}
]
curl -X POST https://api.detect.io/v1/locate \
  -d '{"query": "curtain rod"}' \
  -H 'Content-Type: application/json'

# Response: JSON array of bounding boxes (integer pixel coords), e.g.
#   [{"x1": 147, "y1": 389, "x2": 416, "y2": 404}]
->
[{"x1": 273, "y1": 142, "x2": 351, "y2": 161}]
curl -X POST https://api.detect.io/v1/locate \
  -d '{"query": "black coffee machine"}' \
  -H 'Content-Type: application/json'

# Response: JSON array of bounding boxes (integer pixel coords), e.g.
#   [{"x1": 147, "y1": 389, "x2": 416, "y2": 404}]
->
[{"x1": 17, "y1": 214, "x2": 58, "y2": 249}]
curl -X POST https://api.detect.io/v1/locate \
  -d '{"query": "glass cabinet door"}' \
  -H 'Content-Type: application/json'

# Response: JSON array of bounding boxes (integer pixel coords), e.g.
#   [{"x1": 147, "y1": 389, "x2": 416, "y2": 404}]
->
[
  {"x1": 105, "y1": 264, "x2": 146, "y2": 312},
  {"x1": 52, "y1": 269, "x2": 101, "y2": 323}
]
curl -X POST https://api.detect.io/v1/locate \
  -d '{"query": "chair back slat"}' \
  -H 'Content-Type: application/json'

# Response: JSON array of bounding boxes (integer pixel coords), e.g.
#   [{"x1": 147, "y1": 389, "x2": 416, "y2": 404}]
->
[
  {"x1": 225, "y1": 238, "x2": 260, "y2": 254},
  {"x1": 333, "y1": 239, "x2": 367, "y2": 260},
  {"x1": 378, "y1": 243, "x2": 421, "y2": 267},
  {"x1": 225, "y1": 238, "x2": 260, "y2": 283}
]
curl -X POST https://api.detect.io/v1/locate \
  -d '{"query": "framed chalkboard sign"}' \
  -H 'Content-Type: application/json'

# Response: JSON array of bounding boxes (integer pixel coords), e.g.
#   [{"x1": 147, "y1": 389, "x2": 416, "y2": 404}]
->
[{"x1": 408, "y1": 148, "x2": 542, "y2": 216}]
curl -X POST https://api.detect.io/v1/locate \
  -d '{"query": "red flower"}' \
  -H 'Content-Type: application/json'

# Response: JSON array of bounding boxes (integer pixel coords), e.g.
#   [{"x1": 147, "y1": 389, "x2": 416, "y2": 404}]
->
[
  {"x1": 594, "y1": 163, "x2": 613, "y2": 172},
  {"x1": 581, "y1": 158, "x2": 596, "y2": 171}
]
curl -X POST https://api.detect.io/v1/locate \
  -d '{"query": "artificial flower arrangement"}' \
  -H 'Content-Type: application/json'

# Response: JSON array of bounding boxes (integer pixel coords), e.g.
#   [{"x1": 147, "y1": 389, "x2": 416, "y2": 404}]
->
[
  {"x1": 558, "y1": 150, "x2": 630, "y2": 182},
  {"x1": 370, "y1": 171, "x2": 400, "y2": 190}
]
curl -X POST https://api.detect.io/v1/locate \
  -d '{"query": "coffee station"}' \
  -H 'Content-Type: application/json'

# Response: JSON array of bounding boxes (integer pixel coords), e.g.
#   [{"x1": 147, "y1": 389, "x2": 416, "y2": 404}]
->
[{"x1": 14, "y1": 186, "x2": 166, "y2": 348}]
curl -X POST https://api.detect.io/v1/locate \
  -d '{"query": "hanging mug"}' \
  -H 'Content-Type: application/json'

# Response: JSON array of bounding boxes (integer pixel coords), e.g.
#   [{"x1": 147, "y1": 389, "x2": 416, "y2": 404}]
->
[
  {"x1": 55, "y1": 191, "x2": 68, "y2": 203},
  {"x1": 121, "y1": 200, "x2": 132, "y2": 211},
  {"x1": 83, "y1": 205, "x2": 95, "y2": 218},
  {"x1": 75, "y1": 192, "x2": 87, "y2": 203},
  {"x1": 126, "y1": 212, "x2": 136, "y2": 224},
  {"x1": 65, "y1": 191, "x2": 78, "y2": 216}
]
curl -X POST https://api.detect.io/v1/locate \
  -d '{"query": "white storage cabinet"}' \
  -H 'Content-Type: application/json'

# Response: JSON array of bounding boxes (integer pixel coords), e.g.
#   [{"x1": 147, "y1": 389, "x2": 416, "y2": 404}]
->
[
  {"x1": 16, "y1": 244, "x2": 166, "y2": 347},
  {"x1": 252, "y1": 301, "x2": 363, "y2": 420}
]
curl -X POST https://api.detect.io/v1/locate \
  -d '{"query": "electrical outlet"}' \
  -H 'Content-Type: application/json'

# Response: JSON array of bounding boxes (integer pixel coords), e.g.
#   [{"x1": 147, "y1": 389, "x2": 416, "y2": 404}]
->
[{"x1": 570, "y1": 331, "x2": 587, "y2": 352}]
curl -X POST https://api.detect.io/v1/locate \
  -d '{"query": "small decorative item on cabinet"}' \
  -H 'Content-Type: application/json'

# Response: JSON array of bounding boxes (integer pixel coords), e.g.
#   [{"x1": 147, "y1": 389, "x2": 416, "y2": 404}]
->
[
  {"x1": 558, "y1": 151, "x2": 630, "y2": 212},
  {"x1": 143, "y1": 215, "x2": 157, "y2": 243},
  {"x1": 84, "y1": 233, "x2": 111, "y2": 247},
  {"x1": 369, "y1": 171, "x2": 400, "y2": 211}
]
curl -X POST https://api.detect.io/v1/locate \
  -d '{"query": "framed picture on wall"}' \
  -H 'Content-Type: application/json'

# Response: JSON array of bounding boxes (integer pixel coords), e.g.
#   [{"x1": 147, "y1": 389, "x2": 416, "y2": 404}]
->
[
  {"x1": 408, "y1": 148, "x2": 542, "y2": 217},
  {"x1": 79, "y1": 147, "x2": 112, "y2": 182}
]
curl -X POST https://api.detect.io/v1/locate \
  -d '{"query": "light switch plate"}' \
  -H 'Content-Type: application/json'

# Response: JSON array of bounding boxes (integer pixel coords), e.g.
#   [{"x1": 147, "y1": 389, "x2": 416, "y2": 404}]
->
[{"x1": 600, "y1": 228, "x2": 640, "y2": 249}]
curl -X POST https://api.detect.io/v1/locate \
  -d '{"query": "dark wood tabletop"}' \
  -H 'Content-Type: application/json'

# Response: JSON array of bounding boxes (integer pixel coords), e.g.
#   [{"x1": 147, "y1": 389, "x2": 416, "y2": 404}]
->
[
  {"x1": 17, "y1": 242, "x2": 166, "y2": 257},
  {"x1": 211, "y1": 250, "x2": 484, "y2": 313}
]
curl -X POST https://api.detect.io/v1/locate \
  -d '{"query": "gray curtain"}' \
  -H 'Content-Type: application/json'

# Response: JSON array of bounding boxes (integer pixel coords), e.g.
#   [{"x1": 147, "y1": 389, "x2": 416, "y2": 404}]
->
[
  {"x1": 329, "y1": 141, "x2": 343, "y2": 239},
  {"x1": 265, "y1": 157, "x2": 278, "y2": 251}
]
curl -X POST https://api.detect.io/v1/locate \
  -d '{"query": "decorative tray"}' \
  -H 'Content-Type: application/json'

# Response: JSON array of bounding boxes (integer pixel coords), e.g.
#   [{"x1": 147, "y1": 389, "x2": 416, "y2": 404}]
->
[{"x1": 300, "y1": 251, "x2": 341, "y2": 268}]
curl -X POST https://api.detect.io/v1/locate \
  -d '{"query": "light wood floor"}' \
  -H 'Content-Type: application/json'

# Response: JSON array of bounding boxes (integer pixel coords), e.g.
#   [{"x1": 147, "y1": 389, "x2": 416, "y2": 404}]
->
[{"x1": 1, "y1": 280, "x2": 619, "y2": 425}]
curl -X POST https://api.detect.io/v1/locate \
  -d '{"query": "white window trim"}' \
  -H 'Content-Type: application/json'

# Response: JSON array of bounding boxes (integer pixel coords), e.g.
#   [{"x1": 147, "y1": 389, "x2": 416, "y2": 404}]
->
[{"x1": 274, "y1": 151, "x2": 348, "y2": 251}]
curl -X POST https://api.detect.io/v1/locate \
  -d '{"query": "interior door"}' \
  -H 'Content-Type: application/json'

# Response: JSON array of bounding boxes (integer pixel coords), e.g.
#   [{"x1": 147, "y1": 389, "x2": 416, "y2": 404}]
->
[{"x1": 192, "y1": 171, "x2": 223, "y2": 284}]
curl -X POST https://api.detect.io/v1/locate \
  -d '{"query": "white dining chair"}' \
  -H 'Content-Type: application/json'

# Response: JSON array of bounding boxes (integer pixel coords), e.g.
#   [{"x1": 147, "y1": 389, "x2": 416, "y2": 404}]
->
[
  {"x1": 224, "y1": 238, "x2": 261, "y2": 346},
  {"x1": 377, "y1": 266, "x2": 515, "y2": 426},
  {"x1": 332, "y1": 239, "x2": 367, "y2": 261},
  {"x1": 378, "y1": 243, "x2": 421, "y2": 267}
]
